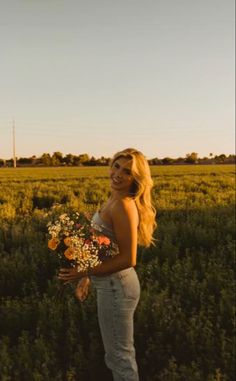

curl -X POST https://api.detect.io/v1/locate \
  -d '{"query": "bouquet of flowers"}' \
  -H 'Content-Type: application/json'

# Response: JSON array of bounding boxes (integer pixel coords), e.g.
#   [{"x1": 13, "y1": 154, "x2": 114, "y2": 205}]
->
[{"x1": 47, "y1": 211, "x2": 117, "y2": 274}]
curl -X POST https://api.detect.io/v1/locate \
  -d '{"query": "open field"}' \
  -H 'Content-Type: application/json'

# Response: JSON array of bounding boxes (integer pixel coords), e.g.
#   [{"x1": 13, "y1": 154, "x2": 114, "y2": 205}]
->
[
  {"x1": 0, "y1": 163, "x2": 234, "y2": 180},
  {"x1": 0, "y1": 165, "x2": 235, "y2": 381}
]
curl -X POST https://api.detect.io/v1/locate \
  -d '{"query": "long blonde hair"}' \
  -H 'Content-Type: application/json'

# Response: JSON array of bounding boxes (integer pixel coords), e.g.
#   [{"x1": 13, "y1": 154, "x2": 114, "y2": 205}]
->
[{"x1": 110, "y1": 148, "x2": 157, "y2": 247}]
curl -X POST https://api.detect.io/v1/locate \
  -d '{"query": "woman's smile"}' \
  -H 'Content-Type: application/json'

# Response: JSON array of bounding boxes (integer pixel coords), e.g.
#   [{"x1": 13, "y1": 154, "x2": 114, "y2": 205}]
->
[
  {"x1": 111, "y1": 177, "x2": 122, "y2": 184},
  {"x1": 110, "y1": 157, "x2": 134, "y2": 193}
]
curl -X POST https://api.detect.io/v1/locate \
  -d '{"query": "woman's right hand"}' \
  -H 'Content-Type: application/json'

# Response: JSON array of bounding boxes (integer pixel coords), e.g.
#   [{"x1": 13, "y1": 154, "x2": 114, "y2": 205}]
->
[{"x1": 75, "y1": 276, "x2": 91, "y2": 302}]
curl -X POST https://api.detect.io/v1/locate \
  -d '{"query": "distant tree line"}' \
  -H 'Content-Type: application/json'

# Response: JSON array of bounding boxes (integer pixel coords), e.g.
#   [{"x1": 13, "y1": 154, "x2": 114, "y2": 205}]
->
[{"x1": 0, "y1": 151, "x2": 235, "y2": 167}]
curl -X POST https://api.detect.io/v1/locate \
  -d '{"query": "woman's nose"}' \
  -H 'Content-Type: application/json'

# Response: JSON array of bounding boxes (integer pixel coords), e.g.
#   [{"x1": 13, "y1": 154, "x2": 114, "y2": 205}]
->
[{"x1": 115, "y1": 169, "x2": 122, "y2": 178}]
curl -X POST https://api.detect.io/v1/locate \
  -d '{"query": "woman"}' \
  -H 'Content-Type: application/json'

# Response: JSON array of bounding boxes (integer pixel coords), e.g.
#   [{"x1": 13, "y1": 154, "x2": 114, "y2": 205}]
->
[{"x1": 59, "y1": 148, "x2": 157, "y2": 381}]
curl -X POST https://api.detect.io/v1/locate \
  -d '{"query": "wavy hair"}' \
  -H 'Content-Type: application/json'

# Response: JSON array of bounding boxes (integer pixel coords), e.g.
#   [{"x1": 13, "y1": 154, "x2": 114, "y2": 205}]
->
[{"x1": 110, "y1": 148, "x2": 157, "y2": 247}]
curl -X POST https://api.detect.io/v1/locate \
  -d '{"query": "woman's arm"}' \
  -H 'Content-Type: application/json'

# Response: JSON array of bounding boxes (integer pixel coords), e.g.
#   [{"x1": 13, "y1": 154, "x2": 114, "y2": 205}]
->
[{"x1": 58, "y1": 199, "x2": 138, "y2": 283}]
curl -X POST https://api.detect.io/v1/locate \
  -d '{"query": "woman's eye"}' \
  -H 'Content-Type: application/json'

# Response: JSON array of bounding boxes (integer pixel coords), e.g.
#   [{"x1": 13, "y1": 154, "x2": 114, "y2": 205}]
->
[
  {"x1": 114, "y1": 163, "x2": 120, "y2": 169},
  {"x1": 124, "y1": 169, "x2": 131, "y2": 175}
]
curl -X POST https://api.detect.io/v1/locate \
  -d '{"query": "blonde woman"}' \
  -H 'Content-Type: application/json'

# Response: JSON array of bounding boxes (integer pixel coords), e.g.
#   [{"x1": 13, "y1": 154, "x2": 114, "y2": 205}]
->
[{"x1": 59, "y1": 148, "x2": 157, "y2": 381}]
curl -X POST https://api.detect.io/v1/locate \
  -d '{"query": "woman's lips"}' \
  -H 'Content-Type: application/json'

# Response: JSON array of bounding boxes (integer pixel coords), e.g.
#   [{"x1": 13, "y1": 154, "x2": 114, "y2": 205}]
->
[{"x1": 111, "y1": 177, "x2": 121, "y2": 184}]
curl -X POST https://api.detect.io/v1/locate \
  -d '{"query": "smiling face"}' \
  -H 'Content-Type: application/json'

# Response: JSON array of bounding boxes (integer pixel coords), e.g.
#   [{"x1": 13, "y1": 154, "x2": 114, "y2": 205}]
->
[{"x1": 110, "y1": 156, "x2": 134, "y2": 195}]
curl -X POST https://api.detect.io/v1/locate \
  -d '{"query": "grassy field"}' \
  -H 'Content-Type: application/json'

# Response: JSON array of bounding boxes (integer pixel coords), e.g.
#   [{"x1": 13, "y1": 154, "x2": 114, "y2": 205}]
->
[
  {"x1": 0, "y1": 163, "x2": 234, "y2": 179},
  {"x1": 0, "y1": 164, "x2": 235, "y2": 381}
]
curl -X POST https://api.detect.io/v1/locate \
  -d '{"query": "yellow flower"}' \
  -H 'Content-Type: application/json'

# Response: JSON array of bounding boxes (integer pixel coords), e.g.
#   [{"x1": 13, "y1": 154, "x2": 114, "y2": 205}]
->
[{"x1": 48, "y1": 238, "x2": 60, "y2": 250}]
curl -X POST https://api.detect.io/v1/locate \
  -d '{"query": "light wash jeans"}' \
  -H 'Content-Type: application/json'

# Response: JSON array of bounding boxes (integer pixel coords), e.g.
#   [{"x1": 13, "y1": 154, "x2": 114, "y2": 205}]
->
[{"x1": 91, "y1": 267, "x2": 140, "y2": 381}]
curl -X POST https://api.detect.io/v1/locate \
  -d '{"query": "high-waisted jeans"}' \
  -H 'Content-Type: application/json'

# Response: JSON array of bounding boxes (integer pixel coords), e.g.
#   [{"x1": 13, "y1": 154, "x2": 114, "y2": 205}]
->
[{"x1": 91, "y1": 267, "x2": 140, "y2": 381}]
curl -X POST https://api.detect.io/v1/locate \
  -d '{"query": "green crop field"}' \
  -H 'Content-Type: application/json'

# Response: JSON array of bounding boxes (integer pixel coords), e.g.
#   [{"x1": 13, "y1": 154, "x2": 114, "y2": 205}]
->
[{"x1": 0, "y1": 165, "x2": 235, "y2": 381}]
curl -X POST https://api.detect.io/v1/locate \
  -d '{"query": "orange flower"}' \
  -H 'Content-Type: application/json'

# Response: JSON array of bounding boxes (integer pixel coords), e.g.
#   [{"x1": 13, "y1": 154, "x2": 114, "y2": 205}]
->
[
  {"x1": 64, "y1": 237, "x2": 73, "y2": 246},
  {"x1": 48, "y1": 238, "x2": 60, "y2": 250},
  {"x1": 64, "y1": 247, "x2": 75, "y2": 260},
  {"x1": 96, "y1": 236, "x2": 110, "y2": 245}
]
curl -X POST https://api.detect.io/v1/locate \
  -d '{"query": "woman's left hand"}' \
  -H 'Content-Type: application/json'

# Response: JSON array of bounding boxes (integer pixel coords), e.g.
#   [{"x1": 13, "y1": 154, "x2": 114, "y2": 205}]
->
[{"x1": 58, "y1": 267, "x2": 82, "y2": 284}]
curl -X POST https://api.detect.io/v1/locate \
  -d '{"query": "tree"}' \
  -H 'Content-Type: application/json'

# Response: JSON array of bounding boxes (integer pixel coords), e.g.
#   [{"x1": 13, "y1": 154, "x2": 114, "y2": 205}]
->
[
  {"x1": 96, "y1": 156, "x2": 110, "y2": 166},
  {"x1": 64, "y1": 154, "x2": 74, "y2": 166},
  {"x1": 78, "y1": 154, "x2": 90, "y2": 164},
  {"x1": 40, "y1": 153, "x2": 51, "y2": 166},
  {"x1": 185, "y1": 152, "x2": 198, "y2": 164},
  {"x1": 84, "y1": 156, "x2": 97, "y2": 166},
  {"x1": 51, "y1": 152, "x2": 63, "y2": 166},
  {"x1": 175, "y1": 157, "x2": 185, "y2": 164},
  {"x1": 162, "y1": 157, "x2": 174, "y2": 165},
  {"x1": 148, "y1": 158, "x2": 163, "y2": 165},
  {"x1": 18, "y1": 157, "x2": 34, "y2": 165},
  {"x1": 217, "y1": 154, "x2": 226, "y2": 163}
]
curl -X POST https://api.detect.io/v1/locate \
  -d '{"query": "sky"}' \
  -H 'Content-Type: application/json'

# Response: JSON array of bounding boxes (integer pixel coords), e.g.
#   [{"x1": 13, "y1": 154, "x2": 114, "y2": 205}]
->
[{"x1": 0, "y1": 0, "x2": 235, "y2": 160}]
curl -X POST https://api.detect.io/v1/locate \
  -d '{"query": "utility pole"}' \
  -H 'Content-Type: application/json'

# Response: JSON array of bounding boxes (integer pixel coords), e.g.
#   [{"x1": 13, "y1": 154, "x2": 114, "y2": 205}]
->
[{"x1": 12, "y1": 119, "x2": 16, "y2": 168}]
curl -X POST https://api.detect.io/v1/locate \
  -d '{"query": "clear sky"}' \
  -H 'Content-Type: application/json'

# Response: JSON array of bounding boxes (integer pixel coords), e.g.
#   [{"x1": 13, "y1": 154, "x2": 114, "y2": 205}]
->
[{"x1": 0, "y1": 0, "x2": 235, "y2": 160}]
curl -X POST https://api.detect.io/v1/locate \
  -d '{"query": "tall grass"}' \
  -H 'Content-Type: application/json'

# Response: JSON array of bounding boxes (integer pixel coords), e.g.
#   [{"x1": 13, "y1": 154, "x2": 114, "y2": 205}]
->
[{"x1": 0, "y1": 165, "x2": 235, "y2": 381}]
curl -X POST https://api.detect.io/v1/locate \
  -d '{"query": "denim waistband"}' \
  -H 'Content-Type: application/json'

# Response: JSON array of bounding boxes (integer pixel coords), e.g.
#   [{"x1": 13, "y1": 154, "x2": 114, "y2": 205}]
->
[{"x1": 91, "y1": 267, "x2": 134, "y2": 281}]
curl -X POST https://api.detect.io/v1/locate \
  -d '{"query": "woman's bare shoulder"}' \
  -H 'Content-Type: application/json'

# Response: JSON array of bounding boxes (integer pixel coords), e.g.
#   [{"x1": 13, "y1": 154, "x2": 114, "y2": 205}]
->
[
  {"x1": 111, "y1": 198, "x2": 139, "y2": 225},
  {"x1": 111, "y1": 197, "x2": 135, "y2": 211}
]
